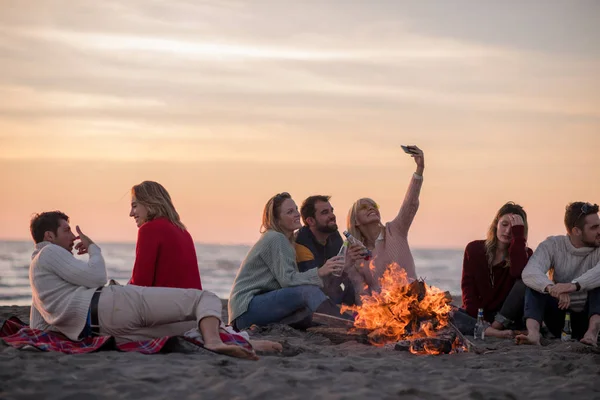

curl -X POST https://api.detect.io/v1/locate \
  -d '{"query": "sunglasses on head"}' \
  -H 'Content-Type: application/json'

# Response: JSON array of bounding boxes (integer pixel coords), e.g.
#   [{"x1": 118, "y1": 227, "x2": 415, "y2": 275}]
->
[
  {"x1": 358, "y1": 202, "x2": 379, "y2": 211},
  {"x1": 576, "y1": 202, "x2": 598, "y2": 222}
]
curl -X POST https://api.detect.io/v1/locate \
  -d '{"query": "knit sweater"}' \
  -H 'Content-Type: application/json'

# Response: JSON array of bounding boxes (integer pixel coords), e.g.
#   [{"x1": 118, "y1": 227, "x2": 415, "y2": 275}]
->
[
  {"x1": 522, "y1": 235, "x2": 600, "y2": 312},
  {"x1": 228, "y1": 230, "x2": 323, "y2": 324},
  {"x1": 130, "y1": 218, "x2": 202, "y2": 290},
  {"x1": 29, "y1": 242, "x2": 108, "y2": 340}
]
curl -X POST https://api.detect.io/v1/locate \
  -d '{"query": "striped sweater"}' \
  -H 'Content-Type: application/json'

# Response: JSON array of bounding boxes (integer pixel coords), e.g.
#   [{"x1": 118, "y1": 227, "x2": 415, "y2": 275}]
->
[
  {"x1": 228, "y1": 230, "x2": 323, "y2": 324},
  {"x1": 347, "y1": 173, "x2": 423, "y2": 301},
  {"x1": 522, "y1": 235, "x2": 600, "y2": 312},
  {"x1": 29, "y1": 242, "x2": 108, "y2": 341}
]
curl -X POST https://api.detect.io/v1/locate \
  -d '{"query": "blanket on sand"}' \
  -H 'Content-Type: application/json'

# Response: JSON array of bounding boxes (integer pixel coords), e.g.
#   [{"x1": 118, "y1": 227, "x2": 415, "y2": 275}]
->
[{"x1": 0, "y1": 316, "x2": 252, "y2": 355}]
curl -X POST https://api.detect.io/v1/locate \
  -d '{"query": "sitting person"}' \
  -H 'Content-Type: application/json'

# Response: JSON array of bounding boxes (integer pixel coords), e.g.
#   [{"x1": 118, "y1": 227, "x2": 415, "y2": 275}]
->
[
  {"x1": 28, "y1": 211, "x2": 281, "y2": 359},
  {"x1": 457, "y1": 202, "x2": 533, "y2": 338},
  {"x1": 516, "y1": 202, "x2": 600, "y2": 346},
  {"x1": 128, "y1": 181, "x2": 202, "y2": 290},
  {"x1": 295, "y1": 195, "x2": 360, "y2": 306},
  {"x1": 345, "y1": 145, "x2": 424, "y2": 302},
  {"x1": 228, "y1": 192, "x2": 350, "y2": 331}
]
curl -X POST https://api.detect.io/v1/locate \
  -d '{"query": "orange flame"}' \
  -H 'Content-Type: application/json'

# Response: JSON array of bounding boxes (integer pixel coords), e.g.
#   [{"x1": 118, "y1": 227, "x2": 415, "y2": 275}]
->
[{"x1": 342, "y1": 263, "x2": 464, "y2": 355}]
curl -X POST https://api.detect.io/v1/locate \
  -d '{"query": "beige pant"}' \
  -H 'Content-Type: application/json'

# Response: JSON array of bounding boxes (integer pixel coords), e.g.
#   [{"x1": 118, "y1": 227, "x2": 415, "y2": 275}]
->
[{"x1": 97, "y1": 285, "x2": 222, "y2": 343}]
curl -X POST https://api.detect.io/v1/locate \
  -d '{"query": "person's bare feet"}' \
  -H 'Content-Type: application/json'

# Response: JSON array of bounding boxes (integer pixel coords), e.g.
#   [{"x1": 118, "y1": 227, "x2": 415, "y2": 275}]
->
[
  {"x1": 515, "y1": 331, "x2": 541, "y2": 345},
  {"x1": 485, "y1": 327, "x2": 514, "y2": 339},
  {"x1": 250, "y1": 340, "x2": 283, "y2": 353},
  {"x1": 204, "y1": 341, "x2": 259, "y2": 360},
  {"x1": 580, "y1": 332, "x2": 598, "y2": 347}
]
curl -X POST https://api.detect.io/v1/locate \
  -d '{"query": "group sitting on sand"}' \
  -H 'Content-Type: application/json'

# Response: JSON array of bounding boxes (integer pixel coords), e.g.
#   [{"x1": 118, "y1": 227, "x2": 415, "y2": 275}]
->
[{"x1": 24, "y1": 146, "x2": 600, "y2": 361}]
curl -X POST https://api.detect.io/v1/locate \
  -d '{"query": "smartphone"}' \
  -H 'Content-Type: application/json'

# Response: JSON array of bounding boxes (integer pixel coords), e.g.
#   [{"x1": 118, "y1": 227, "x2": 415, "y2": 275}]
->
[{"x1": 401, "y1": 145, "x2": 417, "y2": 154}]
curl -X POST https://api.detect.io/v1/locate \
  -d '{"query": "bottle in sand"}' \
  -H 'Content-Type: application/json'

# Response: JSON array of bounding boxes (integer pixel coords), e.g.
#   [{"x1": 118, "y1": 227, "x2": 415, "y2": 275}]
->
[
  {"x1": 342, "y1": 231, "x2": 372, "y2": 260},
  {"x1": 561, "y1": 312, "x2": 572, "y2": 342},
  {"x1": 331, "y1": 241, "x2": 348, "y2": 277},
  {"x1": 474, "y1": 308, "x2": 485, "y2": 341}
]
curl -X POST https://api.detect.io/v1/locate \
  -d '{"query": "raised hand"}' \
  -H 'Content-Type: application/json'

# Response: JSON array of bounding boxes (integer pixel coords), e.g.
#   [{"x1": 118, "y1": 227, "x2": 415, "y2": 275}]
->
[
  {"x1": 74, "y1": 225, "x2": 95, "y2": 256},
  {"x1": 406, "y1": 145, "x2": 424, "y2": 175},
  {"x1": 508, "y1": 214, "x2": 525, "y2": 227}
]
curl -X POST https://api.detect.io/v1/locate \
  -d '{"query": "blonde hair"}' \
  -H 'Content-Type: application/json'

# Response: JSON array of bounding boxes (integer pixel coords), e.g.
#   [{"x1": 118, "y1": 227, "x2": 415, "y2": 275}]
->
[
  {"x1": 261, "y1": 192, "x2": 294, "y2": 240},
  {"x1": 131, "y1": 181, "x2": 186, "y2": 230},
  {"x1": 347, "y1": 197, "x2": 384, "y2": 246},
  {"x1": 484, "y1": 202, "x2": 528, "y2": 268}
]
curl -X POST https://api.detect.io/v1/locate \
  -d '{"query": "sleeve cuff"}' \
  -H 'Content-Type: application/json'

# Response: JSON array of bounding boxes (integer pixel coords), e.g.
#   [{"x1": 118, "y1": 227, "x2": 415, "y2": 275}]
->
[
  {"x1": 510, "y1": 224, "x2": 525, "y2": 239},
  {"x1": 413, "y1": 172, "x2": 423, "y2": 180},
  {"x1": 310, "y1": 268, "x2": 324, "y2": 287}
]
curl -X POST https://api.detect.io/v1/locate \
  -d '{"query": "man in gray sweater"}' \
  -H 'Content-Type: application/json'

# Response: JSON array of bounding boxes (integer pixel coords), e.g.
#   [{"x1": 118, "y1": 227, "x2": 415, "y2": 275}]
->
[{"x1": 517, "y1": 202, "x2": 600, "y2": 346}]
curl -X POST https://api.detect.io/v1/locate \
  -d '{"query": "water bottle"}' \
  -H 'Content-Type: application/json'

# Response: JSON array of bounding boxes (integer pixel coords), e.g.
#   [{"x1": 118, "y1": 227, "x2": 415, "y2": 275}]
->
[
  {"x1": 561, "y1": 312, "x2": 572, "y2": 342},
  {"x1": 332, "y1": 241, "x2": 348, "y2": 277},
  {"x1": 342, "y1": 231, "x2": 372, "y2": 260},
  {"x1": 474, "y1": 308, "x2": 485, "y2": 341}
]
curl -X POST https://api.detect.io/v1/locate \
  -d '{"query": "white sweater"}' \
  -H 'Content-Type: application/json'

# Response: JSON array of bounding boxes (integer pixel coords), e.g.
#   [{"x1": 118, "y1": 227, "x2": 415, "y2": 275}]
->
[
  {"x1": 522, "y1": 235, "x2": 600, "y2": 312},
  {"x1": 29, "y1": 242, "x2": 108, "y2": 340}
]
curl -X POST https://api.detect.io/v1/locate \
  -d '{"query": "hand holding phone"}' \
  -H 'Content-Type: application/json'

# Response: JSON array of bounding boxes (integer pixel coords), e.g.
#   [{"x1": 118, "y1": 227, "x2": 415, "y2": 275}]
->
[
  {"x1": 401, "y1": 145, "x2": 418, "y2": 155},
  {"x1": 401, "y1": 145, "x2": 424, "y2": 174}
]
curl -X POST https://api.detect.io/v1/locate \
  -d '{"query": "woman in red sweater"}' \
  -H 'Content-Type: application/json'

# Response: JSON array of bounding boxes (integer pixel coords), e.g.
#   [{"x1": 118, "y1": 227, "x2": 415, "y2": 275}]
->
[
  {"x1": 459, "y1": 202, "x2": 532, "y2": 338},
  {"x1": 128, "y1": 181, "x2": 202, "y2": 290}
]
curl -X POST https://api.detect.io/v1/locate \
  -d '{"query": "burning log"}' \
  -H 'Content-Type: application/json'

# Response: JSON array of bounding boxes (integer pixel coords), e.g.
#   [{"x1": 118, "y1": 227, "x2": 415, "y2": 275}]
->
[
  {"x1": 410, "y1": 337, "x2": 453, "y2": 354},
  {"x1": 394, "y1": 328, "x2": 458, "y2": 354},
  {"x1": 339, "y1": 264, "x2": 468, "y2": 354}
]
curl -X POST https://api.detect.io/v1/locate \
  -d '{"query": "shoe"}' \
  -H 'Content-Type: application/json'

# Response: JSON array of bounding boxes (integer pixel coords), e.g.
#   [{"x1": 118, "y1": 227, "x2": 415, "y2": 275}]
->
[
  {"x1": 279, "y1": 307, "x2": 313, "y2": 328},
  {"x1": 316, "y1": 299, "x2": 355, "y2": 322}
]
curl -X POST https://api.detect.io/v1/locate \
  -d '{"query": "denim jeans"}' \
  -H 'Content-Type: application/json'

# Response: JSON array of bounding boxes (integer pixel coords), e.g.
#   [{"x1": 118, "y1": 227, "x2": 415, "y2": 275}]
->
[
  {"x1": 494, "y1": 279, "x2": 527, "y2": 328},
  {"x1": 233, "y1": 285, "x2": 327, "y2": 330},
  {"x1": 524, "y1": 286, "x2": 600, "y2": 339}
]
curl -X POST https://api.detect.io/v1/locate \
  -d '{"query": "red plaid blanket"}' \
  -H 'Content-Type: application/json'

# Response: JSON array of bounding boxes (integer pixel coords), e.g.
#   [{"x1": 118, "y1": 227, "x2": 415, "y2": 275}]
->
[{"x1": 0, "y1": 316, "x2": 253, "y2": 355}]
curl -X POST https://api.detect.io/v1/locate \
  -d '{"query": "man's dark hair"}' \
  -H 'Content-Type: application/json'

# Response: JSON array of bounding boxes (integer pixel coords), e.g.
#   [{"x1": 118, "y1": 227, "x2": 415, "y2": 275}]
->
[
  {"x1": 30, "y1": 211, "x2": 69, "y2": 243},
  {"x1": 564, "y1": 202, "x2": 599, "y2": 232},
  {"x1": 300, "y1": 195, "x2": 331, "y2": 225}
]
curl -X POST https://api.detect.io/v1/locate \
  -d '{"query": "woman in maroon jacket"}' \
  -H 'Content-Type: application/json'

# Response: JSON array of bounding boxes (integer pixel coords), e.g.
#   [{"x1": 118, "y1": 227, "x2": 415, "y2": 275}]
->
[
  {"x1": 460, "y1": 202, "x2": 532, "y2": 338},
  {"x1": 128, "y1": 181, "x2": 202, "y2": 290}
]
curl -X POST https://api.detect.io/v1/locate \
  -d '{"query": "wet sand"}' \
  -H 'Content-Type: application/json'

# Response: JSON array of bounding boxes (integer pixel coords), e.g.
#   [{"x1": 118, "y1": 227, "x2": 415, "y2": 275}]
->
[{"x1": 1, "y1": 302, "x2": 599, "y2": 400}]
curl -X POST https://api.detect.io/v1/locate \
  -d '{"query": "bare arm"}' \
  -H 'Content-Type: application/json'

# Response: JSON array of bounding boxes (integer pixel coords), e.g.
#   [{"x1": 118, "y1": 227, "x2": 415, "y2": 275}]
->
[{"x1": 388, "y1": 146, "x2": 424, "y2": 236}]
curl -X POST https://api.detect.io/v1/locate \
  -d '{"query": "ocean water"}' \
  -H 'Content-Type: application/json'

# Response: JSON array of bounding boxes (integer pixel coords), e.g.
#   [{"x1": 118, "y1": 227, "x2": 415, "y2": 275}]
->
[{"x1": 0, "y1": 240, "x2": 464, "y2": 306}]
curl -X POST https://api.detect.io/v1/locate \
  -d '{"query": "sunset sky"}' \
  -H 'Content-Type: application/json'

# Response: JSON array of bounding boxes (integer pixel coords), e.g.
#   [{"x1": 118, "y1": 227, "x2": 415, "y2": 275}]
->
[{"x1": 1, "y1": 1, "x2": 599, "y2": 248}]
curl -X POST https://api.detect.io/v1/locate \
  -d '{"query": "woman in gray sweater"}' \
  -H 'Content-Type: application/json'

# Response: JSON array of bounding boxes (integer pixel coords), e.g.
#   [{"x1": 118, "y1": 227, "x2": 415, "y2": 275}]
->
[{"x1": 228, "y1": 192, "x2": 347, "y2": 330}]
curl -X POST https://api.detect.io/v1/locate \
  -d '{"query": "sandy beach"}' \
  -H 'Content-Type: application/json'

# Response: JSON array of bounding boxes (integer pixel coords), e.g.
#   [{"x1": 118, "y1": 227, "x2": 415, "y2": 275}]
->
[{"x1": 1, "y1": 301, "x2": 599, "y2": 400}]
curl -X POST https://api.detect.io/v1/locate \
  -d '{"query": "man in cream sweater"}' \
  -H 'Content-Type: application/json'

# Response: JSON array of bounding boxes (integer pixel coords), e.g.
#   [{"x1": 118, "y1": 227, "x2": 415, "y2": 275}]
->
[
  {"x1": 28, "y1": 210, "x2": 265, "y2": 359},
  {"x1": 517, "y1": 202, "x2": 600, "y2": 346}
]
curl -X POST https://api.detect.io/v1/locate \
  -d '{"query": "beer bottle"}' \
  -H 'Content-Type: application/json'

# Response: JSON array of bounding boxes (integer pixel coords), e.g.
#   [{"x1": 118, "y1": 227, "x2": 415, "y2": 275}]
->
[{"x1": 561, "y1": 312, "x2": 572, "y2": 342}]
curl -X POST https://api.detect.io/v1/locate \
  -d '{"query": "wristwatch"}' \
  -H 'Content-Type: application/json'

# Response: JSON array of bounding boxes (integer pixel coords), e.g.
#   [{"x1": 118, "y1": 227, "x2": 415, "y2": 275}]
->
[{"x1": 571, "y1": 280, "x2": 581, "y2": 292}]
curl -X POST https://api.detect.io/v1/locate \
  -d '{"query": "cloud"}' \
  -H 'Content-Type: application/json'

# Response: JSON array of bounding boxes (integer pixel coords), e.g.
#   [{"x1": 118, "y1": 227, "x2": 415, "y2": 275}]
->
[{"x1": 0, "y1": 0, "x2": 598, "y2": 159}]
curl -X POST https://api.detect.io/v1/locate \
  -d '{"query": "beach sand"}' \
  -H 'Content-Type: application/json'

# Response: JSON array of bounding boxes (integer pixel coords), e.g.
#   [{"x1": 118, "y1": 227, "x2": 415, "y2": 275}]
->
[{"x1": 1, "y1": 301, "x2": 599, "y2": 400}]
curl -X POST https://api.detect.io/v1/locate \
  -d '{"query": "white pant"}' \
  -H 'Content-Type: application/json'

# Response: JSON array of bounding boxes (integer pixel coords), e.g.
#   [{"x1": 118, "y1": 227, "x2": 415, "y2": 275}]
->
[{"x1": 97, "y1": 285, "x2": 222, "y2": 343}]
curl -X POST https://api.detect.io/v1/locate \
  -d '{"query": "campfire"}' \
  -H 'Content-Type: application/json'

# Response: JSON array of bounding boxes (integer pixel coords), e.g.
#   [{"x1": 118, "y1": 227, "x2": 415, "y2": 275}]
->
[{"x1": 340, "y1": 264, "x2": 468, "y2": 355}]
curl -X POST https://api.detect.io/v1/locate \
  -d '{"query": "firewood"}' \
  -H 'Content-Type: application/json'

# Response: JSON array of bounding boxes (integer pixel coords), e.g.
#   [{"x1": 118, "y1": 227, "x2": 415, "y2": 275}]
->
[
  {"x1": 307, "y1": 327, "x2": 371, "y2": 345},
  {"x1": 312, "y1": 313, "x2": 355, "y2": 329},
  {"x1": 409, "y1": 337, "x2": 453, "y2": 354}
]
